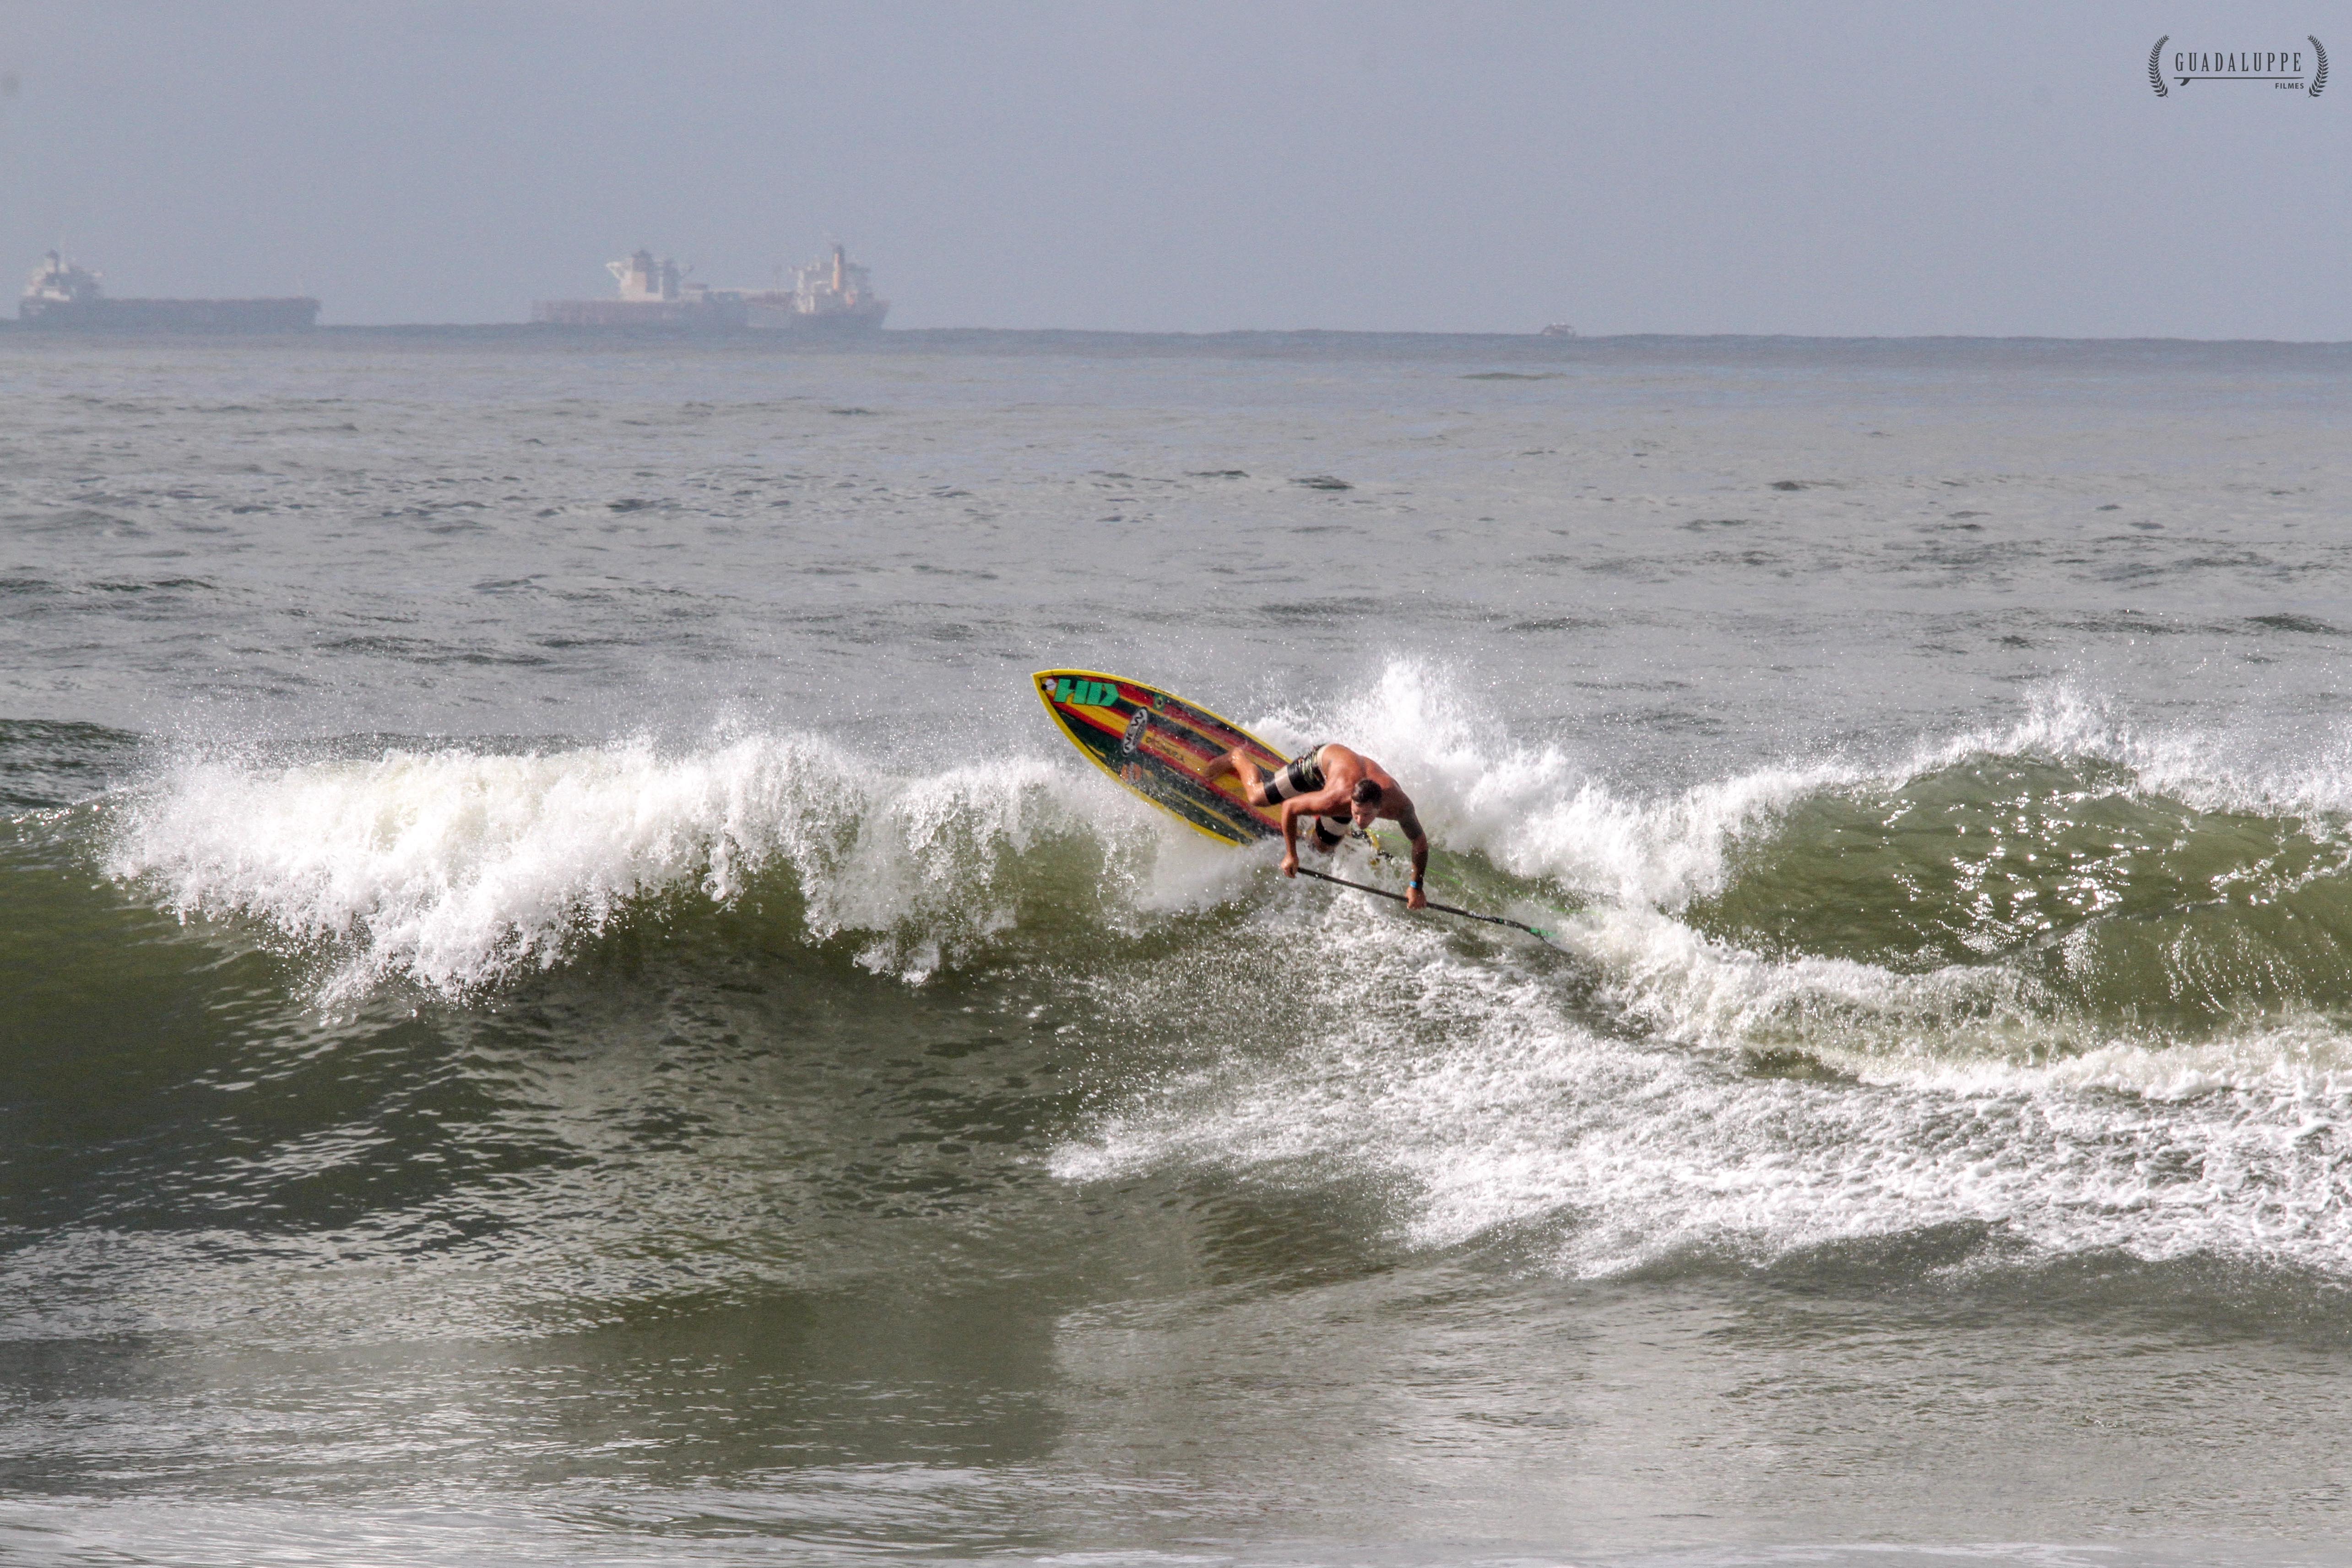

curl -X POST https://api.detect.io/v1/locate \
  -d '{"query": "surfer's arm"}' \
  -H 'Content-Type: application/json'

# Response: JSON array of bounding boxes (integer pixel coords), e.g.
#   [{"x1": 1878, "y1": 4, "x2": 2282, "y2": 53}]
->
[
  {"x1": 1277, "y1": 799, "x2": 1305, "y2": 874},
  {"x1": 1276, "y1": 788, "x2": 1347, "y2": 874},
  {"x1": 1399, "y1": 808, "x2": 1429, "y2": 910}
]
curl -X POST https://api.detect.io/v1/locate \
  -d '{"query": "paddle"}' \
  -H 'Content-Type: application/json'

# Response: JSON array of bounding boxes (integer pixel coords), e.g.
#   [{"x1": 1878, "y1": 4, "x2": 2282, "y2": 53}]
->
[{"x1": 1289, "y1": 865, "x2": 1559, "y2": 945}]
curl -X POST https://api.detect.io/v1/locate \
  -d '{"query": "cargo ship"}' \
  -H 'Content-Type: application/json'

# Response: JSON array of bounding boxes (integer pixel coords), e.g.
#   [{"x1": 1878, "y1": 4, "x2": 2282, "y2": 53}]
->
[
  {"x1": 530, "y1": 250, "x2": 746, "y2": 330},
  {"x1": 19, "y1": 252, "x2": 319, "y2": 331},
  {"x1": 739, "y1": 244, "x2": 889, "y2": 332},
  {"x1": 531, "y1": 243, "x2": 887, "y2": 333}
]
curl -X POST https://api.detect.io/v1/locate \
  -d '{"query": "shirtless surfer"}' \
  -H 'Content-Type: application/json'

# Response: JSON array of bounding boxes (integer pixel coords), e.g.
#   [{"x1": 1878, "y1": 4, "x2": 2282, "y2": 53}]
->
[{"x1": 1200, "y1": 742, "x2": 1431, "y2": 910}]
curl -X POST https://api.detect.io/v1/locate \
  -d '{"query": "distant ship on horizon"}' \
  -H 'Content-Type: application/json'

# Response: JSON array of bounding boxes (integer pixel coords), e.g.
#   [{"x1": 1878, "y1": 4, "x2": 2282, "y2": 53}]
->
[
  {"x1": 742, "y1": 243, "x2": 889, "y2": 331},
  {"x1": 18, "y1": 251, "x2": 320, "y2": 332},
  {"x1": 531, "y1": 243, "x2": 889, "y2": 332}
]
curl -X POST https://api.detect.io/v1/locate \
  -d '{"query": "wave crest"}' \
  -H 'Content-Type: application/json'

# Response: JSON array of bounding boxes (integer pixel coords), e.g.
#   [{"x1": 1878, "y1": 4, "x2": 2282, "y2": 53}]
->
[{"x1": 104, "y1": 734, "x2": 1123, "y2": 995}]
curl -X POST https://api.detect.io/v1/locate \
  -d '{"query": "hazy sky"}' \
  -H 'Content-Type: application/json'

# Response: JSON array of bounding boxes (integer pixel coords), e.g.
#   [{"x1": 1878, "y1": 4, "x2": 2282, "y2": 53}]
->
[{"x1": 1, "y1": 1, "x2": 2345, "y2": 335}]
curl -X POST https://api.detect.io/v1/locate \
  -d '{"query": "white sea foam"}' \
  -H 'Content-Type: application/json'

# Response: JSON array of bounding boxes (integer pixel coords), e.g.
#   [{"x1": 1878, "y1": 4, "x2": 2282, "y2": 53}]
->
[
  {"x1": 1258, "y1": 667, "x2": 2352, "y2": 918},
  {"x1": 1258, "y1": 660, "x2": 1862, "y2": 909},
  {"x1": 1916, "y1": 681, "x2": 2352, "y2": 821},
  {"x1": 104, "y1": 732, "x2": 1177, "y2": 995},
  {"x1": 1055, "y1": 668, "x2": 2352, "y2": 1276},
  {"x1": 1057, "y1": 900, "x2": 2352, "y2": 1277},
  {"x1": 1561, "y1": 901, "x2": 2032, "y2": 1054}
]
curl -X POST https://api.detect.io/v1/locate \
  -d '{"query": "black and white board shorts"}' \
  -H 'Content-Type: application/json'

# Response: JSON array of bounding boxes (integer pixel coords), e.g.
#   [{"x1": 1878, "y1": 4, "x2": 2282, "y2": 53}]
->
[
  {"x1": 1263, "y1": 744, "x2": 1332, "y2": 804},
  {"x1": 1265, "y1": 744, "x2": 1353, "y2": 848}
]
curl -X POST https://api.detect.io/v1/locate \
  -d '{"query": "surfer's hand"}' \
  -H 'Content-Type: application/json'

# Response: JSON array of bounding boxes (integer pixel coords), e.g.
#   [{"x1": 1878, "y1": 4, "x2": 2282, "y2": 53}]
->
[
  {"x1": 1279, "y1": 852, "x2": 1298, "y2": 878},
  {"x1": 1406, "y1": 884, "x2": 1428, "y2": 911}
]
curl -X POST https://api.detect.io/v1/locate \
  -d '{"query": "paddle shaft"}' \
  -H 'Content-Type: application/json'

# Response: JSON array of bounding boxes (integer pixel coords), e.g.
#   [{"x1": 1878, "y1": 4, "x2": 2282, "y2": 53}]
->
[{"x1": 1289, "y1": 865, "x2": 1553, "y2": 942}]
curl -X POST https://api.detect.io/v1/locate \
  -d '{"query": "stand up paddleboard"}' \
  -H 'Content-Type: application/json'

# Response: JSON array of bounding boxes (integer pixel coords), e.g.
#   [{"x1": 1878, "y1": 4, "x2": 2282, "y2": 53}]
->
[
  {"x1": 1035, "y1": 669, "x2": 1561, "y2": 945},
  {"x1": 1033, "y1": 669, "x2": 1290, "y2": 845}
]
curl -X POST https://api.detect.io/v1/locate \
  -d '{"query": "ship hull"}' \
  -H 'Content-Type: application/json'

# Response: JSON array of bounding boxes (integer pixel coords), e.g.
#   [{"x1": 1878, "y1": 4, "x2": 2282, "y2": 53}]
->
[
  {"x1": 530, "y1": 298, "x2": 748, "y2": 331},
  {"x1": 19, "y1": 297, "x2": 319, "y2": 332},
  {"x1": 743, "y1": 299, "x2": 889, "y2": 332}
]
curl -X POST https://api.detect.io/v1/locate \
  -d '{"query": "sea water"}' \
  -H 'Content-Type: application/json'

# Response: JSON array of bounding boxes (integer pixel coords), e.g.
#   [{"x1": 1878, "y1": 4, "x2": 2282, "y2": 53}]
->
[{"x1": 3, "y1": 331, "x2": 2350, "y2": 1566}]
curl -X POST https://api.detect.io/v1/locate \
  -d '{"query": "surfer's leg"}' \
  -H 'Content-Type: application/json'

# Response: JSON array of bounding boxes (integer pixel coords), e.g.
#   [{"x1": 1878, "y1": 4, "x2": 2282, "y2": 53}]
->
[
  {"x1": 1249, "y1": 753, "x2": 1328, "y2": 810},
  {"x1": 1204, "y1": 746, "x2": 1273, "y2": 805}
]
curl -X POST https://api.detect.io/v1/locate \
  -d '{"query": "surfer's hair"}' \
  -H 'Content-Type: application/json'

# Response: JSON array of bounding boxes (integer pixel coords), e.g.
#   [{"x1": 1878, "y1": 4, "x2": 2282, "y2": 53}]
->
[{"x1": 1352, "y1": 779, "x2": 1384, "y2": 806}]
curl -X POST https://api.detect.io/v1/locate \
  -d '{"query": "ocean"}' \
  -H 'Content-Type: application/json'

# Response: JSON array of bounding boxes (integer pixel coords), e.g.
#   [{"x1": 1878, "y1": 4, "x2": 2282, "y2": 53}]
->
[{"x1": 3, "y1": 329, "x2": 2350, "y2": 1567}]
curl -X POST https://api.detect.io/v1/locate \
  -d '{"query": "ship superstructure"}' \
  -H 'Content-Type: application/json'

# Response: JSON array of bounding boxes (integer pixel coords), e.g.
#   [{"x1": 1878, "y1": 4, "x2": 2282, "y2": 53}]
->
[
  {"x1": 531, "y1": 250, "x2": 746, "y2": 329},
  {"x1": 531, "y1": 243, "x2": 888, "y2": 333},
  {"x1": 609, "y1": 250, "x2": 685, "y2": 303},
  {"x1": 740, "y1": 244, "x2": 889, "y2": 331},
  {"x1": 24, "y1": 251, "x2": 102, "y2": 309},
  {"x1": 19, "y1": 251, "x2": 320, "y2": 331}
]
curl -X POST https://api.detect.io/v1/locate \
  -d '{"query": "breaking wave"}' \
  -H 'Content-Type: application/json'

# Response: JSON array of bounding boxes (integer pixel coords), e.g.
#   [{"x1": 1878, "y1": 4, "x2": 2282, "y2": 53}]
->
[
  {"x1": 91, "y1": 667, "x2": 2352, "y2": 1276},
  {"x1": 1065, "y1": 668, "x2": 2352, "y2": 1280},
  {"x1": 100, "y1": 670, "x2": 2352, "y2": 1031},
  {"x1": 101, "y1": 731, "x2": 1237, "y2": 996}
]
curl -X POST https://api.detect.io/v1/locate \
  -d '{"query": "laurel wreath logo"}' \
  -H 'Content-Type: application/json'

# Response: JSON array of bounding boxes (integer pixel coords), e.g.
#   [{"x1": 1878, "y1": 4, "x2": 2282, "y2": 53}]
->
[{"x1": 2150, "y1": 33, "x2": 2326, "y2": 96}]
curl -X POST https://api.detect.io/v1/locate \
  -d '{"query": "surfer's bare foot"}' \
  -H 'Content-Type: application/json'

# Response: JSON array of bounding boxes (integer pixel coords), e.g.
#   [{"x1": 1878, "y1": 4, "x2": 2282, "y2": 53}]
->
[{"x1": 1202, "y1": 747, "x2": 1270, "y2": 805}]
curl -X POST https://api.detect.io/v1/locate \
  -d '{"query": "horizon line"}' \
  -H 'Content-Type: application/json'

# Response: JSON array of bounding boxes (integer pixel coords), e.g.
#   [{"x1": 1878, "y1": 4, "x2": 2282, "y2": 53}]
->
[{"x1": 8, "y1": 322, "x2": 2347, "y2": 348}]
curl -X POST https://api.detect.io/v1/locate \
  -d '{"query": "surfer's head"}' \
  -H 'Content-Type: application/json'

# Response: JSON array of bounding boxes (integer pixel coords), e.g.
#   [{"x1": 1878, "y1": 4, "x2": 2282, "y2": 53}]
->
[{"x1": 1350, "y1": 777, "x2": 1384, "y2": 826}]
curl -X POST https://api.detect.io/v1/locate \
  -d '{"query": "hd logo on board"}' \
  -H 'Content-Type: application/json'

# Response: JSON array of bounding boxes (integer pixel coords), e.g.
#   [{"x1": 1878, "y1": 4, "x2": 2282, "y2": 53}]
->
[
  {"x1": 2149, "y1": 35, "x2": 2327, "y2": 95},
  {"x1": 1048, "y1": 677, "x2": 1122, "y2": 708}
]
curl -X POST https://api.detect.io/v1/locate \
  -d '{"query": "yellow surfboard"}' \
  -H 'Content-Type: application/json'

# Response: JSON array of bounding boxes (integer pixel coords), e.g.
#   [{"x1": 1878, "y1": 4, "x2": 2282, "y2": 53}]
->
[{"x1": 1034, "y1": 669, "x2": 1292, "y2": 844}]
